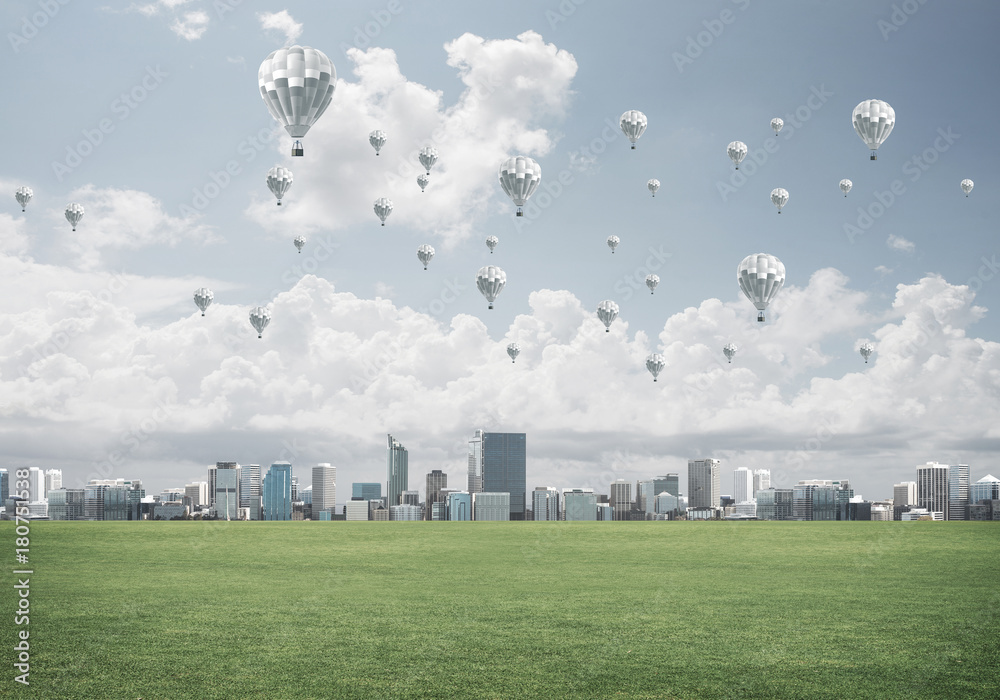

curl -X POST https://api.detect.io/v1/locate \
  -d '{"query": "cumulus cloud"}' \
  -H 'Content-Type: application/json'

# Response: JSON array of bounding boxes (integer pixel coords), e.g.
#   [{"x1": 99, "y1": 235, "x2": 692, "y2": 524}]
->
[
  {"x1": 887, "y1": 234, "x2": 915, "y2": 253},
  {"x1": 115, "y1": 1, "x2": 209, "y2": 40},
  {"x1": 169, "y1": 10, "x2": 209, "y2": 40},
  {"x1": 245, "y1": 31, "x2": 578, "y2": 247},
  {"x1": 258, "y1": 10, "x2": 303, "y2": 46}
]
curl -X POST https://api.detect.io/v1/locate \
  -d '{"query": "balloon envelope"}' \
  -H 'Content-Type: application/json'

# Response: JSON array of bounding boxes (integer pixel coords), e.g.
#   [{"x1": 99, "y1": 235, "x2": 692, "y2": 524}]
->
[
  {"x1": 961, "y1": 179, "x2": 974, "y2": 196},
  {"x1": 771, "y1": 118, "x2": 784, "y2": 134},
  {"x1": 646, "y1": 353, "x2": 665, "y2": 381},
  {"x1": 417, "y1": 174, "x2": 429, "y2": 192},
  {"x1": 486, "y1": 236, "x2": 499, "y2": 253},
  {"x1": 374, "y1": 197, "x2": 393, "y2": 225},
  {"x1": 647, "y1": 179, "x2": 660, "y2": 196},
  {"x1": 839, "y1": 179, "x2": 853, "y2": 196},
  {"x1": 723, "y1": 343, "x2": 738, "y2": 363},
  {"x1": 770, "y1": 187, "x2": 789, "y2": 213},
  {"x1": 193, "y1": 288, "x2": 213, "y2": 316},
  {"x1": 607, "y1": 235, "x2": 619, "y2": 253},
  {"x1": 620, "y1": 110, "x2": 647, "y2": 148},
  {"x1": 369, "y1": 129, "x2": 386, "y2": 155},
  {"x1": 852, "y1": 99, "x2": 895, "y2": 158},
  {"x1": 476, "y1": 266, "x2": 506, "y2": 308},
  {"x1": 294, "y1": 236, "x2": 306, "y2": 252},
  {"x1": 727, "y1": 141, "x2": 747, "y2": 168},
  {"x1": 419, "y1": 147, "x2": 438, "y2": 174},
  {"x1": 258, "y1": 45, "x2": 336, "y2": 139},
  {"x1": 267, "y1": 166, "x2": 293, "y2": 204},
  {"x1": 15, "y1": 187, "x2": 32, "y2": 211},
  {"x1": 507, "y1": 342, "x2": 520, "y2": 363},
  {"x1": 646, "y1": 274, "x2": 659, "y2": 294},
  {"x1": 597, "y1": 300, "x2": 619, "y2": 331},
  {"x1": 249, "y1": 306, "x2": 271, "y2": 338},
  {"x1": 65, "y1": 203, "x2": 84, "y2": 229},
  {"x1": 417, "y1": 244, "x2": 435, "y2": 269},
  {"x1": 738, "y1": 253, "x2": 785, "y2": 320},
  {"x1": 498, "y1": 156, "x2": 541, "y2": 215}
]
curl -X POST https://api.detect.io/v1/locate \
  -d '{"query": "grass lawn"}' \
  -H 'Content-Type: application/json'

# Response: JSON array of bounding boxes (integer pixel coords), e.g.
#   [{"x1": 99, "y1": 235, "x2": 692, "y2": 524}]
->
[{"x1": 2, "y1": 520, "x2": 998, "y2": 699}]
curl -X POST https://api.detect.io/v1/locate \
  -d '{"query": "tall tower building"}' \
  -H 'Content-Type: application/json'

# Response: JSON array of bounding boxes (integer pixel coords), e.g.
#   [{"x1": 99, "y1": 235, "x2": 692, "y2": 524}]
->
[
  {"x1": 468, "y1": 429, "x2": 484, "y2": 494},
  {"x1": 213, "y1": 463, "x2": 241, "y2": 520},
  {"x1": 893, "y1": 481, "x2": 917, "y2": 506},
  {"x1": 688, "y1": 459, "x2": 721, "y2": 509},
  {"x1": 917, "y1": 462, "x2": 950, "y2": 518},
  {"x1": 312, "y1": 463, "x2": 337, "y2": 517},
  {"x1": 532, "y1": 487, "x2": 560, "y2": 521},
  {"x1": 44, "y1": 469, "x2": 63, "y2": 493},
  {"x1": 753, "y1": 469, "x2": 771, "y2": 495},
  {"x1": 425, "y1": 470, "x2": 448, "y2": 520},
  {"x1": 609, "y1": 479, "x2": 632, "y2": 520},
  {"x1": 352, "y1": 483, "x2": 382, "y2": 501},
  {"x1": 948, "y1": 464, "x2": 970, "y2": 521},
  {"x1": 733, "y1": 467, "x2": 753, "y2": 503},
  {"x1": 239, "y1": 464, "x2": 262, "y2": 520},
  {"x1": 563, "y1": 488, "x2": 597, "y2": 521},
  {"x1": 0, "y1": 469, "x2": 8, "y2": 500},
  {"x1": 262, "y1": 462, "x2": 293, "y2": 521},
  {"x1": 27, "y1": 467, "x2": 44, "y2": 502},
  {"x1": 387, "y1": 434, "x2": 409, "y2": 508},
  {"x1": 208, "y1": 463, "x2": 238, "y2": 507},
  {"x1": 185, "y1": 482, "x2": 209, "y2": 509},
  {"x1": 635, "y1": 480, "x2": 655, "y2": 516},
  {"x1": 653, "y1": 474, "x2": 679, "y2": 500},
  {"x1": 482, "y1": 432, "x2": 527, "y2": 520},
  {"x1": 970, "y1": 474, "x2": 1000, "y2": 504}
]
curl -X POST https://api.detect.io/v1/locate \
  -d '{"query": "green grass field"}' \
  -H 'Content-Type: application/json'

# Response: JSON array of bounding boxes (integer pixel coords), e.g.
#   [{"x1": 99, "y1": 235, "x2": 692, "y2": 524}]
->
[{"x1": 2, "y1": 521, "x2": 999, "y2": 699}]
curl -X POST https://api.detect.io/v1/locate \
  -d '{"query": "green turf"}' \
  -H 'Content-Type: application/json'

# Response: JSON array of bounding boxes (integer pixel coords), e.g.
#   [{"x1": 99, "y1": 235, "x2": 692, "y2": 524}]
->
[{"x1": 2, "y1": 521, "x2": 998, "y2": 699}]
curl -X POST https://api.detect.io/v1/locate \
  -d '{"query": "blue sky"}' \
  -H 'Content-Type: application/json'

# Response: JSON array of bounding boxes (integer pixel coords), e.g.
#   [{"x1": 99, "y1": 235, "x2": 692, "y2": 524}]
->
[{"x1": 2, "y1": 0, "x2": 998, "y2": 503}]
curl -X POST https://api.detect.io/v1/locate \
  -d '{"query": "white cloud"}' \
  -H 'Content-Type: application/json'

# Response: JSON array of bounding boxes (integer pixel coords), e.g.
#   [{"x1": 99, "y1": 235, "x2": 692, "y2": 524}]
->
[
  {"x1": 875, "y1": 265, "x2": 894, "y2": 276},
  {"x1": 169, "y1": 10, "x2": 209, "y2": 41},
  {"x1": 112, "y1": 2, "x2": 209, "y2": 39},
  {"x1": 258, "y1": 10, "x2": 303, "y2": 46},
  {"x1": 887, "y1": 234, "x2": 915, "y2": 253}
]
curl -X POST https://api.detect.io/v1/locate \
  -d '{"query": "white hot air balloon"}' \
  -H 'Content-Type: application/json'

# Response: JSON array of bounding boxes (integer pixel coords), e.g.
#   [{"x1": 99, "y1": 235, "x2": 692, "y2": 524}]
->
[
  {"x1": 771, "y1": 118, "x2": 784, "y2": 134},
  {"x1": 65, "y1": 203, "x2": 84, "y2": 231},
  {"x1": 258, "y1": 45, "x2": 336, "y2": 157},
  {"x1": 852, "y1": 99, "x2": 895, "y2": 160},
  {"x1": 596, "y1": 300, "x2": 619, "y2": 333},
  {"x1": 294, "y1": 236, "x2": 306, "y2": 253},
  {"x1": 15, "y1": 187, "x2": 32, "y2": 212},
  {"x1": 266, "y1": 166, "x2": 293, "y2": 206},
  {"x1": 620, "y1": 110, "x2": 647, "y2": 150},
  {"x1": 646, "y1": 274, "x2": 659, "y2": 295},
  {"x1": 607, "y1": 235, "x2": 620, "y2": 254},
  {"x1": 249, "y1": 306, "x2": 271, "y2": 338},
  {"x1": 961, "y1": 179, "x2": 974, "y2": 197},
  {"x1": 498, "y1": 155, "x2": 541, "y2": 217},
  {"x1": 647, "y1": 179, "x2": 660, "y2": 197},
  {"x1": 646, "y1": 353, "x2": 665, "y2": 382},
  {"x1": 369, "y1": 129, "x2": 386, "y2": 156},
  {"x1": 374, "y1": 197, "x2": 393, "y2": 226},
  {"x1": 770, "y1": 187, "x2": 789, "y2": 214},
  {"x1": 723, "y1": 343, "x2": 738, "y2": 364},
  {"x1": 419, "y1": 147, "x2": 438, "y2": 175},
  {"x1": 417, "y1": 174, "x2": 429, "y2": 192},
  {"x1": 417, "y1": 244, "x2": 435, "y2": 270},
  {"x1": 840, "y1": 179, "x2": 853, "y2": 197},
  {"x1": 727, "y1": 141, "x2": 748, "y2": 170},
  {"x1": 193, "y1": 288, "x2": 214, "y2": 317},
  {"x1": 486, "y1": 236, "x2": 499, "y2": 254},
  {"x1": 738, "y1": 253, "x2": 785, "y2": 322},
  {"x1": 507, "y1": 342, "x2": 520, "y2": 364},
  {"x1": 476, "y1": 265, "x2": 506, "y2": 310},
  {"x1": 860, "y1": 342, "x2": 875, "y2": 364}
]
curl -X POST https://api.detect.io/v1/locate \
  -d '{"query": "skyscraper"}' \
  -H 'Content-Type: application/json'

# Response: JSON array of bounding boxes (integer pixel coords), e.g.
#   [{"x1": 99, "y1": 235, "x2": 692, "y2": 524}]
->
[
  {"x1": 635, "y1": 480, "x2": 654, "y2": 516},
  {"x1": 563, "y1": 488, "x2": 597, "y2": 521},
  {"x1": 185, "y1": 482, "x2": 209, "y2": 509},
  {"x1": 213, "y1": 464, "x2": 240, "y2": 520},
  {"x1": 917, "y1": 462, "x2": 950, "y2": 518},
  {"x1": 482, "y1": 432, "x2": 527, "y2": 520},
  {"x1": 28, "y1": 467, "x2": 43, "y2": 502},
  {"x1": 262, "y1": 462, "x2": 293, "y2": 521},
  {"x1": 532, "y1": 487, "x2": 560, "y2": 521},
  {"x1": 468, "y1": 429, "x2": 484, "y2": 494},
  {"x1": 688, "y1": 459, "x2": 721, "y2": 509},
  {"x1": 970, "y1": 474, "x2": 1000, "y2": 504},
  {"x1": 387, "y1": 434, "x2": 409, "y2": 508},
  {"x1": 609, "y1": 479, "x2": 632, "y2": 520},
  {"x1": 893, "y1": 481, "x2": 917, "y2": 506},
  {"x1": 352, "y1": 483, "x2": 382, "y2": 501},
  {"x1": 733, "y1": 467, "x2": 753, "y2": 503},
  {"x1": 312, "y1": 463, "x2": 337, "y2": 518},
  {"x1": 473, "y1": 492, "x2": 510, "y2": 521},
  {"x1": 240, "y1": 464, "x2": 262, "y2": 520},
  {"x1": 948, "y1": 464, "x2": 970, "y2": 521},
  {"x1": 653, "y1": 474, "x2": 679, "y2": 500},
  {"x1": 425, "y1": 470, "x2": 447, "y2": 520},
  {"x1": 44, "y1": 469, "x2": 63, "y2": 493},
  {"x1": 753, "y1": 469, "x2": 771, "y2": 494},
  {"x1": 0, "y1": 469, "x2": 8, "y2": 500},
  {"x1": 448, "y1": 491, "x2": 472, "y2": 521}
]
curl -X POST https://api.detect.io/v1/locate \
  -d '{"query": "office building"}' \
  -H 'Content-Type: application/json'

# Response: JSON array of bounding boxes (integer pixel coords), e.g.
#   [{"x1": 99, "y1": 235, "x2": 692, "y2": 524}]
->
[
  {"x1": 390, "y1": 504, "x2": 422, "y2": 520},
  {"x1": 425, "y1": 470, "x2": 448, "y2": 520},
  {"x1": 563, "y1": 488, "x2": 597, "y2": 521},
  {"x1": 28, "y1": 467, "x2": 43, "y2": 502},
  {"x1": 970, "y1": 474, "x2": 1000, "y2": 504},
  {"x1": 733, "y1": 501, "x2": 757, "y2": 518},
  {"x1": 948, "y1": 465, "x2": 970, "y2": 520},
  {"x1": 596, "y1": 503, "x2": 614, "y2": 521},
  {"x1": 44, "y1": 469, "x2": 63, "y2": 493},
  {"x1": 901, "y1": 508, "x2": 944, "y2": 521},
  {"x1": 299, "y1": 484, "x2": 311, "y2": 505},
  {"x1": 473, "y1": 492, "x2": 510, "y2": 521},
  {"x1": 213, "y1": 464, "x2": 241, "y2": 520},
  {"x1": 635, "y1": 480, "x2": 655, "y2": 516},
  {"x1": 532, "y1": 487, "x2": 560, "y2": 521},
  {"x1": 688, "y1": 459, "x2": 721, "y2": 509},
  {"x1": 481, "y1": 432, "x2": 526, "y2": 520},
  {"x1": 239, "y1": 464, "x2": 262, "y2": 520},
  {"x1": 160, "y1": 488, "x2": 185, "y2": 502},
  {"x1": 609, "y1": 479, "x2": 632, "y2": 520},
  {"x1": 733, "y1": 467, "x2": 753, "y2": 503},
  {"x1": 448, "y1": 491, "x2": 472, "y2": 521},
  {"x1": 753, "y1": 469, "x2": 771, "y2": 494},
  {"x1": 312, "y1": 463, "x2": 337, "y2": 518},
  {"x1": 870, "y1": 504, "x2": 892, "y2": 521},
  {"x1": 154, "y1": 502, "x2": 188, "y2": 520},
  {"x1": 387, "y1": 434, "x2": 409, "y2": 508},
  {"x1": 47, "y1": 488, "x2": 85, "y2": 520},
  {"x1": 757, "y1": 488, "x2": 793, "y2": 520},
  {"x1": 345, "y1": 500, "x2": 369, "y2": 521},
  {"x1": 917, "y1": 462, "x2": 950, "y2": 519},
  {"x1": 893, "y1": 481, "x2": 917, "y2": 507},
  {"x1": 468, "y1": 429, "x2": 484, "y2": 494},
  {"x1": 654, "y1": 492, "x2": 678, "y2": 517},
  {"x1": 402, "y1": 490, "x2": 420, "y2": 506},
  {"x1": 0, "y1": 469, "x2": 8, "y2": 501},
  {"x1": 262, "y1": 462, "x2": 293, "y2": 521},
  {"x1": 185, "y1": 482, "x2": 209, "y2": 510},
  {"x1": 352, "y1": 483, "x2": 382, "y2": 501}
]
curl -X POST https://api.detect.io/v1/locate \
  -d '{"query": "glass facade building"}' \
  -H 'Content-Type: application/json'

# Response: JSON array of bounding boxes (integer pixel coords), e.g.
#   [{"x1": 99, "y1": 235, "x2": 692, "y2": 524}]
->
[
  {"x1": 917, "y1": 462, "x2": 950, "y2": 518},
  {"x1": 48, "y1": 488, "x2": 85, "y2": 520},
  {"x1": 532, "y1": 487, "x2": 560, "y2": 521},
  {"x1": 948, "y1": 464, "x2": 970, "y2": 520},
  {"x1": 482, "y1": 432, "x2": 526, "y2": 520},
  {"x1": 352, "y1": 483, "x2": 382, "y2": 501},
  {"x1": 688, "y1": 459, "x2": 721, "y2": 509},
  {"x1": 971, "y1": 474, "x2": 1000, "y2": 504},
  {"x1": 240, "y1": 464, "x2": 262, "y2": 520},
  {"x1": 756, "y1": 488, "x2": 793, "y2": 520},
  {"x1": 262, "y1": 462, "x2": 293, "y2": 521},
  {"x1": 468, "y1": 429, "x2": 484, "y2": 494},
  {"x1": 213, "y1": 466, "x2": 240, "y2": 520},
  {"x1": 387, "y1": 435, "x2": 408, "y2": 508},
  {"x1": 563, "y1": 488, "x2": 597, "y2": 521},
  {"x1": 448, "y1": 492, "x2": 472, "y2": 521},
  {"x1": 312, "y1": 464, "x2": 337, "y2": 517}
]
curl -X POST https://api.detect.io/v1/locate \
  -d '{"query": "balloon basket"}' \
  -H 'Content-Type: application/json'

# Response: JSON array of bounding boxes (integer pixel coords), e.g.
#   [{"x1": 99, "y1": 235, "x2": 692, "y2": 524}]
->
[
  {"x1": 277, "y1": 202, "x2": 281, "y2": 206},
  {"x1": 631, "y1": 145, "x2": 636, "y2": 150},
  {"x1": 757, "y1": 312, "x2": 765, "y2": 322},
  {"x1": 292, "y1": 140, "x2": 303, "y2": 157}
]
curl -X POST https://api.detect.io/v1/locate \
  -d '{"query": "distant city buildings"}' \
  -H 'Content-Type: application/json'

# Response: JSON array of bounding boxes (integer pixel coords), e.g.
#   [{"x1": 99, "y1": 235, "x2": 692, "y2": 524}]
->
[
  {"x1": 387, "y1": 434, "x2": 408, "y2": 508},
  {"x1": 262, "y1": 462, "x2": 293, "y2": 521},
  {"x1": 352, "y1": 483, "x2": 382, "y2": 501},
  {"x1": 532, "y1": 487, "x2": 560, "y2": 521},
  {"x1": 733, "y1": 467, "x2": 753, "y2": 503},
  {"x1": 917, "y1": 462, "x2": 950, "y2": 518},
  {"x1": 753, "y1": 469, "x2": 771, "y2": 494},
  {"x1": 893, "y1": 481, "x2": 917, "y2": 507},
  {"x1": 240, "y1": 464, "x2": 262, "y2": 520},
  {"x1": 563, "y1": 488, "x2": 597, "y2": 521},
  {"x1": 480, "y1": 432, "x2": 527, "y2": 520},
  {"x1": 425, "y1": 470, "x2": 447, "y2": 521},
  {"x1": 610, "y1": 479, "x2": 632, "y2": 521},
  {"x1": 312, "y1": 464, "x2": 337, "y2": 518},
  {"x1": 948, "y1": 464, "x2": 970, "y2": 521},
  {"x1": 688, "y1": 459, "x2": 720, "y2": 509},
  {"x1": 213, "y1": 464, "x2": 240, "y2": 520}
]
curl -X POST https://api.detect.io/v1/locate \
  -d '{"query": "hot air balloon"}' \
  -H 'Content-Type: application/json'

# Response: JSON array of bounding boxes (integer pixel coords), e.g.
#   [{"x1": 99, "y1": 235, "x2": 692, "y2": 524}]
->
[
  {"x1": 193, "y1": 288, "x2": 213, "y2": 316},
  {"x1": 961, "y1": 179, "x2": 974, "y2": 197},
  {"x1": 369, "y1": 129, "x2": 386, "y2": 156},
  {"x1": 607, "y1": 235, "x2": 620, "y2": 254},
  {"x1": 723, "y1": 343, "x2": 738, "y2": 364},
  {"x1": 14, "y1": 187, "x2": 32, "y2": 212},
  {"x1": 646, "y1": 353, "x2": 665, "y2": 382},
  {"x1": 727, "y1": 141, "x2": 747, "y2": 170},
  {"x1": 294, "y1": 236, "x2": 306, "y2": 253},
  {"x1": 771, "y1": 118, "x2": 784, "y2": 134},
  {"x1": 249, "y1": 306, "x2": 271, "y2": 339},
  {"x1": 417, "y1": 174, "x2": 429, "y2": 192},
  {"x1": 419, "y1": 147, "x2": 438, "y2": 175},
  {"x1": 647, "y1": 179, "x2": 660, "y2": 197},
  {"x1": 486, "y1": 236, "x2": 498, "y2": 254},
  {"x1": 770, "y1": 188, "x2": 789, "y2": 214},
  {"x1": 266, "y1": 166, "x2": 293, "y2": 206},
  {"x1": 597, "y1": 300, "x2": 619, "y2": 332},
  {"x1": 860, "y1": 342, "x2": 874, "y2": 363},
  {"x1": 498, "y1": 155, "x2": 541, "y2": 217},
  {"x1": 65, "y1": 203, "x2": 84, "y2": 231},
  {"x1": 258, "y1": 45, "x2": 336, "y2": 157},
  {"x1": 852, "y1": 99, "x2": 895, "y2": 160},
  {"x1": 840, "y1": 179, "x2": 853, "y2": 197},
  {"x1": 646, "y1": 274, "x2": 659, "y2": 295},
  {"x1": 374, "y1": 197, "x2": 393, "y2": 226},
  {"x1": 417, "y1": 244, "x2": 434, "y2": 270},
  {"x1": 620, "y1": 110, "x2": 647, "y2": 150},
  {"x1": 476, "y1": 265, "x2": 506, "y2": 310},
  {"x1": 507, "y1": 342, "x2": 520, "y2": 364},
  {"x1": 738, "y1": 253, "x2": 785, "y2": 322}
]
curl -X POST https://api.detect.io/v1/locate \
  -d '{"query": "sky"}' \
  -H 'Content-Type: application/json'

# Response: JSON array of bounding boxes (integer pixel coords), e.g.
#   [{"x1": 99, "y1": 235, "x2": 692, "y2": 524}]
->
[{"x1": 1, "y1": 0, "x2": 998, "y2": 504}]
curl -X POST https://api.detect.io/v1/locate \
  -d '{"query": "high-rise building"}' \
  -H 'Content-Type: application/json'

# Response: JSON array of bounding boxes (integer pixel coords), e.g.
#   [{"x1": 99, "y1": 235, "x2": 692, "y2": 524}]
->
[
  {"x1": 733, "y1": 467, "x2": 753, "y2": 503},
  {"x1": 352, "y1": 483, "x2": 382, "y2": 501},
  {"x1": 635, "y1": 480, "x2": 655, "y2": 516},
  {"x1": 401, "y1": 490, "x2": 420, "y2": 506},
  {"x1": 390, "y1": 504, "x2": 422, "y2": 520},
  {"x1": 447, "y1": 491, "x2": 472, "y2": 521},
  {"x1": 482, "y1": 432, "x2": 526, "y2": 520},
  {"x1": 299, "y1": 485, "x2": 311, "y2": 505},
  {"x1": 345, "y1": 500, "x2": 369, "y2": 521},
  {"x1": 756, "y1": 488, "x2": 793, "y2": 520},
  {"x1": 425, "y1": 470, "x2": 447, "y2": 520},
  {"x1": 240, "y1": 464, "x2": 262, "y2": 520},
  {"x1": 291, "y1": 475, "x2": 299, "y2": 502},
  {"x1": 473, "y1": 492, "x2": 510, "y2": 521},
  {"x1": 948, "y1": 465, "x2": 970, "y2": 521},
  {"x1": 532, "y1": 487, "x2": 560, "y2": 521},
  {"x1": 208, "y1": 462, "x2": 238, "y2": 508},
  {"x1": 609, "y1": 479, "x2": 632, "y2": 520},
  {"x1": 652, "y1": 474, "x2": 680, "y2": 516},
  {"x1": 185, "y1": 482, "x2": 209, "y2": 509},
  {"x1": 312, "y1": 464, "x2": 337, "y2": 518},
  {"x1": 387, "y1": 434, "x2": 409, "y2": 508},
  {"x1": 654, "y1": 492, "x2": 678, "y2": 516},
  {"x1": 0, "y1": 469, "x2": 8, "y2": 500},
  {"x1": 468, "y1": 429, "x2": 484, "y2": 494},
  {"x1": 28, "y1": 467, "x2": 44, "y2": 502},
  {"x1": 917, "y1": 462, "x2": 950, "y2": 518},
  {"x1": 44, "y1": 469, "x2": 63, "y2": 493},
  {"x1": 47, "y1": 488, "x2": 85, "y2": 520},
  {"x1": 753, "y1": 469, "x2": 771, "y2": 494},
  {"x1": 213, "y1": 464, "x2": 241, "y2": 520},
  {"x1": 970, "y1": 474, "x2": 1000, "y2": 504},
  {"x1": 262, "y1": 462, "x2": 293, "y2": 521},
  {"x1": 688, "y1": 459, "x2": 721, "y2": 509},
  {"x1": 563, "y1": 488, "x2": 597, "y2": 521},
  {"x1": 893, "y1": 481, "x2": 917, "y2": 506}
]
